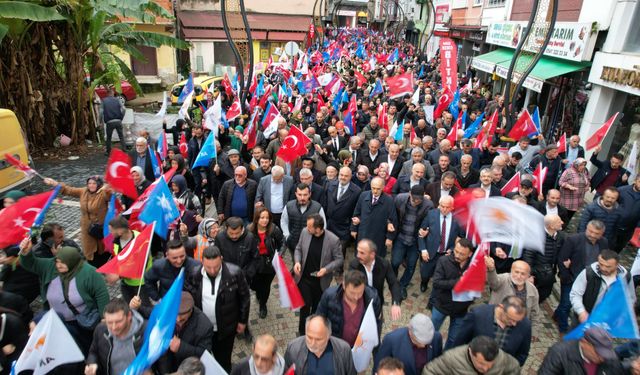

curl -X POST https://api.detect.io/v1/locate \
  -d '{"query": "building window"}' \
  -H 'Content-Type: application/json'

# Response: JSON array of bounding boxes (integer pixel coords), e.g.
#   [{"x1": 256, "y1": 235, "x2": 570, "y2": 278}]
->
[
  {"x1": 473, "y1": 0, "x2": 483, "y2": 6},
  {"x1": 486, "y1": 0, "x2": 506, "y2": 8}
]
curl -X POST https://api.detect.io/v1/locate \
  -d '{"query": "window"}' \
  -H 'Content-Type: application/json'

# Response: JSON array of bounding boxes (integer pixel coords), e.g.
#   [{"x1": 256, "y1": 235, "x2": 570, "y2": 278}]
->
[
  {"x1": 486, "y1": 0, "x2": 506, "y2": 7},
  {"x1": 473, "y1": 0, "x2": 483, "y2": 6}
]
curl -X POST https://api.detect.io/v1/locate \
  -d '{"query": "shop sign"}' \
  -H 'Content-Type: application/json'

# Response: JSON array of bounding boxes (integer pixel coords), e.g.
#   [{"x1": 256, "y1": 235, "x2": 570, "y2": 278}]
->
[
  {"x1": 495, "y1": 65, "x2": 544, "y2": 93},
  {"x1": 435, "y1": 5, "x2": 450, "y2": 24},
  {"x1": 600, "y1": 66, "x2": 640, "y2": 89},
  {"x1": 588, "y1": 52, "x2": 640, "y2": 96},
  {"x1": 471, "y1": 58, "x2": 493, "y2": 73},
  {"x1": 468, "y1": 31, "x2": 485, "y2": 42},
  {"x1": 451, "y1": 30, "x2": 463, "y2": 38},
  {"x1": 486, "y1": 21, "x2": 596, "y2": 62}
]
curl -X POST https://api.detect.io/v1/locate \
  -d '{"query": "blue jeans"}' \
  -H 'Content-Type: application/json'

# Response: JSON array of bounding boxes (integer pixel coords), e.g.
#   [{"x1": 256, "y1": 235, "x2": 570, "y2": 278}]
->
[
  {"x1": 554, "y1": 283, "x2": 572, "y2": 332},
  {"x1": 391, "y1": 241, "x2": 419, "y2": 288},
  {"x1": 431, "y1": 307, "x2": 465, "y2": 349}
]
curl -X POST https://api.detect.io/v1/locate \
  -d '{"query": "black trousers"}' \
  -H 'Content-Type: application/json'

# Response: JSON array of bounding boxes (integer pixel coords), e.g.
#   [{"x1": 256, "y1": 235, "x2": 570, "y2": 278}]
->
[
  {"x1": 105, "y1": 120, "x2": 124, "y2": 154},
  {"x1": 212, "y1": 332, "x2": 236, "y2": 373},
  {"x1": 252, "y1": 272, "x2": 275, "y2": 306},
  {"x1": 298, "y1": 276, "x2": 323, "y2": 335}
]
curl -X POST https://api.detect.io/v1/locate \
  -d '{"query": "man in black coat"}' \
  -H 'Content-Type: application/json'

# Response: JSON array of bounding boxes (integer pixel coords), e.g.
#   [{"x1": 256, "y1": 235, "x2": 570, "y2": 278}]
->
[
  {"x1": 325, "y1": 167, "x2": 362, "y2": 256},
  {"x1": 468, "y1": 168, "x2": 502, "y2": 197},
  {"x1": 357, "y1": 138, "x2": 387, "y2": 175},
  {"x1": 554, "y1": 220, "x2": 608, "y2": 333},
  {"x1": 230, "y1": 334, "x2": 286, "y2": 375},
  {"x1": 144, "y1": 240, "x2": 201, "y2": 302},
  {"x1": 425, "y1": 171, "x2": 459, "y2": 208},
  {"x1": 215, "y1": 216, "x2": 259, "y2": 283},
  {"x1": 349, "y1": 239, "x2": 402, "y2": 320},
  {"x1": 185, "y1": 246, "x2": 251, "y2": 372},
  {"x1": 128, "y1": 137, "x2": 156, "y2": 182},
  {"x1": 533, "y1": 189, "x2": 570, "y2": 228},
  {"x1": 451, "y1": 297, "x2": 532, "y2": 366},
  {"x1": 392, "y1": 163, "x2": 429, "y2": 195},
  {"x1": 590, "y1": 145, "x2": 630, "y2": 195},
  {"x1": 323, "y1": 125, "x2": 348, "y2": 159}
]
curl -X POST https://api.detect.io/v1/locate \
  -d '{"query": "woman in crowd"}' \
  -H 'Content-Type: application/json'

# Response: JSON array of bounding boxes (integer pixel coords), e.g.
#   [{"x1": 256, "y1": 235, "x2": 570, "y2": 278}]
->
[
  {"x1": 122, "y1": 166, "x2": 151, "y2": 209},
  {"x1": 171, "y1": 154, "x2": 196, "y2": 192},
  {"x1": 377, "y1": 162, "x2": 397, "y2": 195},
  {"x1": 558, "y1": 157, "x2": 591, "y2": 221}
]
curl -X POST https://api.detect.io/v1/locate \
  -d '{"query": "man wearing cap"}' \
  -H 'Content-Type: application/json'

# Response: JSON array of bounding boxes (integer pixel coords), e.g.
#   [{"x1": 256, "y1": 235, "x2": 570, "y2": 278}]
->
[
  {"x1": 508, "y1": 135, "x2": 546, "y2": 171},
  {"x1": 451, "y1": 296, "x2": 532, "y2": 366},
  {"x1": 505, "y1": 178, "x2": 537, "y2": 206},
  {"x1": 391, "y1": 185, "x2": 433, "y2": 299},
  {"x1": 539, "y1": 327, "x2": 624, "y2": 374},
  {"x1": 217, "y1": 165, "x2": 258, "y2": 224},
  {"x1": 373, "y1": 313, "x2": 443, "y2": 375},
  {"x1": 157, "y1": 292, "x2": 214, "y2": 373},
  {"x1": 528, "y1": 144, "x2": 562, "y2": 195}
]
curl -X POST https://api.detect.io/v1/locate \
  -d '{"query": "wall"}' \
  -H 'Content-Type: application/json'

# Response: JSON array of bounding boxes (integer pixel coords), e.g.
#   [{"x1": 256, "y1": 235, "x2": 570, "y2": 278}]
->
[
  {"x1": 510, "y1": 0, "x2": 584, "y2": 22},
  {"x1": 179, "y1": 0, "x2": 316, "y2": 15},
  {"x1": 578, "y1": 0, "x2": 616, "y2": 30},
  {"x1": 481, "y1": 0, "x2": 512, "y2": 27},
  {"x1": 451, "y1": 0, "x2": 483, "y2": 26}
]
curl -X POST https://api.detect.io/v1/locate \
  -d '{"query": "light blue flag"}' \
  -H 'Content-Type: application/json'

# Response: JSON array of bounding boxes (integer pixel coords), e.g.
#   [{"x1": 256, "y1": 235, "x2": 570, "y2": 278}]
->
[
  {"x1": 529, "y1": 106, "x2": 541, "y2": 138},
  {"x1": 564, "y1": 277, "x2": 640, "y2": 340},
  {"x1": 369, "y1": 79, "x2": 383, "y2": 98},
  {"x1": 332, "y1": 87, "x2": 344, "y2": 112},
  {"x1": 177, "y1": 74, "x2": 193, "y2": 104},
  {"x1": 148, "y1": 146, "x2": 161, "y2": 179},
  {"x1": 394, "y1": 120, "x2": 405, "y2": 142},
  {"x1": 191, "y1": 131, "x2": 217, "y2": 169},
  {"x1": 123, "y1": 269, "x2": 185, "y2": 375},
  {"x1": 463, "y1": 112, "x2": 485, "y2": 139},
  {"x1": 448, "y1": 89, "x2": 460, "y2": 121},
  {"x1": 103, "y1": 195, "x2": 117, "y2": 238},
  {"x1": 139, "y1": 178, "x2": 179, "y2": 238}
]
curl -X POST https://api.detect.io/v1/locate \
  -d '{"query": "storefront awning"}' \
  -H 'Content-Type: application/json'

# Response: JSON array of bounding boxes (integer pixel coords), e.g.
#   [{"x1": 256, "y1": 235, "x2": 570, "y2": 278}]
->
[
  {"x1": 495, "y1": 54, "x2": 591, "y2": 92},
  {"x1": 471, "y1": 48, "x2": 514, "y2": 74}
]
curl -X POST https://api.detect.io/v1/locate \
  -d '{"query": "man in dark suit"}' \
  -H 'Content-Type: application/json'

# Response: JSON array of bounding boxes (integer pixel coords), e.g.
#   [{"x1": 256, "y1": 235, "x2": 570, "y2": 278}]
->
[
  {"x1": 425, "y1": 171, "x2": 459, "y2": 207},
  {"x1": 349, "y1": 239, "x2": 402, "y2": 320},
  {"x1": 554, "y1": 220, "x2": 608, "y2": 333},
  {"x1": 325, "y1": 167, "x2": 362, "y2": 259},
  {"x1": 298, "y1": 167, "x2": 325, "y2": 204},
  {"x1": 533, "y1": 189, "x2": 569, "y2": 228},
  {"x1": 323, "y1": 125, "x2": 347, "y2": 159},
  {"x1": 230, "y1": 334, "x2": 285, "y2": 375},
  {"x1": 351, "y1": 177, "x2": 399, "y2": 258},
  {"x1": 255, "y1": 165, "x2": 295, "y2": 226},
  {"x1": 468, "y1": 167, "x2": 502, "y2": 197},
  {"x1": 129, "y1": 137, "x2": 156, "y2": 182},
  {"x1": 451, "y1": 139, "x2": 482, "y2": 169},
  {"x1": 293, "y1": 214, "x2": 344, "y2": 336},
  {"x1": 452, "y1": 297, "x2": 532, "y2": 366},
  {"x1": 427, "y1": 139, "x2": 453, "y2": 166},
  {"x1": 373, "y1": 313, "x2": 443, "y2": 375},
  {"x1": 392, "y1": 163, "x2": 429, "y2": 195},
  {"x1": 357, "y1": 138, "x2": 387, "y2": 175},
  {"x1": 417, "y1": 195, "x2": 463, "y2": 296},
  {"x1": 385, "y1": 144, "x2": 405, "y2": 178}
]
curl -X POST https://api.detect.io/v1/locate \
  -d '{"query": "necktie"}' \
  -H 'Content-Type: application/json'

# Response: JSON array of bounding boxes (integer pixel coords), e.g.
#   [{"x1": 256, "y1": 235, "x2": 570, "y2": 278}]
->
[
  {"x1": 439, "y1": 216, "x2": 447, "y2": 253},
  {"x1": 337, "y1": 186, "x2": 345, "y2": 201},
  {"x1": 372, "y1": 195, "x2": 378, "y2": 205},
  {"x1": 352, "y1": 150, "x2": 357, "y2": 162},
  {"x1": 334, "y1": 138, "x2": 338, "y2": 150}
]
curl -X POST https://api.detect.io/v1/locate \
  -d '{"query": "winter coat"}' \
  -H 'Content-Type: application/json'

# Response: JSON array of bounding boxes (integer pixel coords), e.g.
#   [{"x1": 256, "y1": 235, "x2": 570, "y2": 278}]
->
[
  {"x1": 538, "y1": 340, "x2": 624, "y2": 375},
  {"x1": 423, "y1": 345, "x2": 520, "y2": 375},
  {"x1": 284, "y1": 336, "x2": 357, "y2": 375},
  {"x1": 315, "y1": 284, "x2": 382, "y2": 340},
  {"x1": 577, "y1": 198, "x2": 621, "y2": 243}
]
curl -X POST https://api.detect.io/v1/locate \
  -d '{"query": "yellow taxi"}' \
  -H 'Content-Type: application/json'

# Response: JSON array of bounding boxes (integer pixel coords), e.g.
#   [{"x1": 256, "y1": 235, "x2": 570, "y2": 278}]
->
[
  {"x1": 0, "y1": 109, "x2": 33, "y2": 194},
  {"x1": 170, "y1": 75, "x2": 223, "y2": 105}
]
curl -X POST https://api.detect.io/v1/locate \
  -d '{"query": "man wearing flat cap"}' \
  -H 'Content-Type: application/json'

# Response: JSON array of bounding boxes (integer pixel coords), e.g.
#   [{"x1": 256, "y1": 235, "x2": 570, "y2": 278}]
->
[
  {"x1": 528, "y1": 144, "x2": 563, "y2": 196},
  {"x1": 373, "y1": 313, "x2": 443, "y2": 375}
]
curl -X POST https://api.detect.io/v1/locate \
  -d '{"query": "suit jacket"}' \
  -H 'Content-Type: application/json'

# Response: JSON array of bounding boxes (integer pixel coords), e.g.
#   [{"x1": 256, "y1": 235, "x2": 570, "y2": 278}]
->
[
  {"x1": 324, "y1": 135, "x2": 347, "y2": 159},
  {"x1": 294, "y1": 229, "x2": 344, "y2": 290},
  {"x1": 373, "y1": 327, "x2": 443, "y2": 375},
  {"x1": 468, "y1": 183, "x2": 502, "y2": 197},
  {"x1": 255, "y1": 175, "x2": 295, "y2": 212},
  {"x1": 399, "y1": 159, "x2": 435, "y2": 182},
  {"x1": 418, "y1": 210, "x2": 463, "y2": 258},
  {"x1": 325, "y1": 181, "x2": 361, "y2": 240},
  {"x1": 357, "y1": 150, "x2": 387, "y2": 175},
  {"x1": 557, "y1": 233, "x2": 608, "y2": 285},
  {"x1": 384, "y1": 155, "x2": 405, "y2": 179},
  {"x1": 425, "y1": 181, "x2": 459, "y2": 208},
  {"x1": 348, "y1": 256, "x2": 402, "y2": 305},
  {"x1": 284, "y1": 336, "x2": 356, "y2": 375},
  {"x1": 128, "y1": 149, "x2": 156, "y2": 182},
  {"x1": 533, "y1": 200, "x2": 570, "y2": 228},
  {"x1": 351, "y1": 192, "x2": 398, "y2": 252},
  {"x1": 392, "y1": 175, "x2": 429, "y2": 195}
]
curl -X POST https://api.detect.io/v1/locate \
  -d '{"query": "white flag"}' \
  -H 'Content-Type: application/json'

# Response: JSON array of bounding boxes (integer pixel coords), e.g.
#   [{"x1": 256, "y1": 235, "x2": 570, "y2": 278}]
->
[
  {"x1": 204, "y1": 95, "x2": 222, "y2": 137},
  {"x1": 155, "y1": 91, "x2": 168, "y2": 118},
  {"x1": 423, "y1": 105, "x2": 434, "y2": 125},
  {"x1": 411, "y1": 87, "x2": 420, "y2": 105},
  {"x1": 317, "y1": 73, "x2": 334, "y2": 87},
  {"x1": 625, "y1": 141, "x2": 638, "y2": 181},
  {"x1": 351, "y1": 301, "x2": 379, "y2": 372},
  {"x1": 178, "y1": 91, "x2": 193, "y2": 120},
  {"x1": 470, "y1": 197, "x2": 546, "y2": 254},
  {"x1": 388, "y1": 120, "x2": 399, "y2": 139},
  {"x1": 14, "y1": 310, "x2": 84, "y2": 375},
  {"x1": 200, "y1": 350, "x2": 228, "y2": 375},
  {"x1": 264, "y1": 114, "x2": 282, "y2": 139}
]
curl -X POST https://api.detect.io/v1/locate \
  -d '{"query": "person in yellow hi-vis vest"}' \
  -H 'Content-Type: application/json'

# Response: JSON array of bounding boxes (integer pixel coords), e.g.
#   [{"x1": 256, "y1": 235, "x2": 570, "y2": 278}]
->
[{"x1": 104, "y1": 216, "x2": 153, "y2": 308}]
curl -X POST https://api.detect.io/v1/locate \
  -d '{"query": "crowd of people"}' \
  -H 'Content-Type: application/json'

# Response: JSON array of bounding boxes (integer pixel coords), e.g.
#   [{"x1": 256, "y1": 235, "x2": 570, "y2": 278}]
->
[{"x1": 2, "y1": 26, "x2": 640, "y2": 375}]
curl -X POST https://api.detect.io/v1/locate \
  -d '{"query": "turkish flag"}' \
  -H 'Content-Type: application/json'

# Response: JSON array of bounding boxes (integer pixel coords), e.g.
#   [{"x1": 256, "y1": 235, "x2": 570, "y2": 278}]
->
[
  {"x1": 486, "y1": 109, "x2": 499, "y2": 144},
  {"x1": 226, "y1": 96, "x2": 242, "y2": 121},
  {"x1": 446, "y1": 116, "x2": 462, "y2": 145},
  {"x1": 3, "y1": 153, "x2": 36, "y2": 177},
  {"x1": 532, "y1": 164, "x2": 548, "y2": 192},
  {"x1": 221, "y1": 73, "x2": 234, "y2": 96},
  {"x1": 586, "y1": 113, "x2": 619, "y2": 151},
  {"x1": 97, "y1": 223, "x2": 153, "y2": 279},
  {"x1": 259, "y1": 86, "x2": 272, "y2": 110},
  {"x1": 179, "y1": 132, "x2": 188, "y2": 159},
  {"x1": 385, "y1": 72, "x2": 414, "y2": 99},
  {"x1": 262, "y1": 102, "x2": 280, "y2": 129},
  {"x1": 272, "y1": 251, "x2": 305, "y2": 310},
  {"x1": 508, "y1": 110, "x2": 537, "y2": 140},
  {"x1": 354, "y1": 70, "x2": 367, "y2": 88},
  {"x1": 244, "y1": 108, "x2": 260, "y2": 149},
  {"x1": 316, "y1": 95, "x2": 326, "y2": 114},
  {"x1": 434, "y1": 88, "x2": 454, "y2": 120},
  {"x1": 105, "y1": 149, "x2": 138, "y2": 199},
  {"x1": 0, "y1": 190, "x2": 56, "y2": 248},
  {"x1": 452, "y1": 242, "x2": 488, "y2": 301},
  {"x1": 277, "y1": 125, "x2": 311, "y2": 163},
  {"x1": 377, "y1": 104, "x2": 388, "y2": 130},
  {"x1": 557, "y1": 133, "x2": 567, "y2": 154},
  {"x1": 501, "y1": 172, "x2": 521, "y2": 196}
]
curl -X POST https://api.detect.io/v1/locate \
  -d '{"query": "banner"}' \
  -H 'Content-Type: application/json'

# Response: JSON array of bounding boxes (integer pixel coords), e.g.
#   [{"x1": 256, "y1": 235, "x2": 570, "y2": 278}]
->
[{"x1": 439, "y1": 38, "x2": 458, "y2": 91}]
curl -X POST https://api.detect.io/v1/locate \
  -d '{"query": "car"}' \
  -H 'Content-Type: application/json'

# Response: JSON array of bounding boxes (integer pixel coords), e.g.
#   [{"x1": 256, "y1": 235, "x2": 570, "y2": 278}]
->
[
  {"x1": 171, "y1": 75, "x2": 223, "y2": 105},
  {"x1": 95, "y1": 81, "x2": 137, "y2": 105},
  {"x1": 0, "y1": 109, "x2": 33, "y2": 195}
]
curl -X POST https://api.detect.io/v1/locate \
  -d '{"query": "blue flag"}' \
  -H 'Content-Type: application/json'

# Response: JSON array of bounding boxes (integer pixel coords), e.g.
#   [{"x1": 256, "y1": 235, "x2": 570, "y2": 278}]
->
[
  {"x1": 418, "y1": 64, "x2": 425, "y2": 79},
  {"x1": 256, "y1": 76, "x2": 264, "y2": 97},
  {"x1": 191, "y1": 131, "x2": 217, "y2": 169},
  {"x1": 564, "y1": 277, "x2": 640, "y2": 340},
  {"x1": 463, "y1": 112, "x2": 485, "y2": 139},
  {"x1": 394, "y1": 120, "x2": 405, "y2": 142},
  {"x1": 103, "y1": 195, "x2": 118, "y2": 238},
  {"x1": 177, "y1": 74, "x2": 193, "y2": 104},
  {"x1": 139, "y1": 178, "x2": 180, "y2": 239},
  {"x1": 221, "y1": 109, "x2": 229, "y2": 129},
  {"x1": 369, "y1": 79, "x2": 383, "y2": 98},
  {"x1": 332, "y1": 87, "x2": 344, "y2": 111},
  {"x1": 387, "y1": 48, "x2": 399, "y2": 63},
  {"x1": 356, "y1": 43, "x2": 367, "y2": 59},
  {"x1": 322, "y1": 51, "x2": 330, "y2": 63},
  {"x1": 32, "y1": 185, "x2": 61, "y2": 228},
  {"x1": 148, "y1": 146, "x2": 161, "y2": 179},
  {"x1": 297, "y1": 81, "x2": 307, "y2": 95},
  {"x1": 449, "y1": 89, "x2": 460, "y2": 121},
  {"x1": 529, "y1": 106, "x2": 541, "y2": 138},
  {"x1": 123, "y1": 269, "x2": 185, "y2": 375},
  {"x1": 344, "y1": 111, "x2": 354, "y2": 135}
]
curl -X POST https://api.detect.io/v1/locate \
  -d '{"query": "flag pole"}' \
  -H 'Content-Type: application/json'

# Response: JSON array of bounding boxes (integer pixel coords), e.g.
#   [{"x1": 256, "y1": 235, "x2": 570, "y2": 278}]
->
[{"x1": 137, "y1": 222, "x2": 155, "y2": 297}]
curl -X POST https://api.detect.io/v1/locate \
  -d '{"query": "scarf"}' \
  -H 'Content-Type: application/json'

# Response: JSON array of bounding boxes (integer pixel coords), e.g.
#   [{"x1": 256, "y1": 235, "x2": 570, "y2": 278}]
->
[{"x1": 56, "y1": 246, "x2": 84, "y2": 298}]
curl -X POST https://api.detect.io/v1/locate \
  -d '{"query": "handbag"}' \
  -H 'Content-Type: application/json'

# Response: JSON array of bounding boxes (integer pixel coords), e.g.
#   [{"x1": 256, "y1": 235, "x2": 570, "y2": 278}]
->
[
  {"x1": 88, "y1": 223, "x2": 104, "y2": 239},
  {"x1": 63, "y1": 293, "x2": 100, "y2": 330}
]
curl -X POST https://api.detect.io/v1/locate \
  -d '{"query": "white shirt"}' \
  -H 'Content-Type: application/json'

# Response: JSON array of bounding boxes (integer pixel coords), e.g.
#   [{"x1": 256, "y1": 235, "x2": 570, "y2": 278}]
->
[
  {"x1": 481, "y1": 184, "x2": 492, "y2": 198},
  {"x1": 387, "y1": 156, "x2": 397, "y2": 172},
  {"x1": 440, "y1": 189, "x2": 450, "y2": 198},
  {"x1": 546, "y1": 204, "x2": 558, "y2": 216},
  {"x1": 201, "y1": 267, "x2": 222, "y2": 331},
  {"x1": 364, "y1": 260, "x2": 375, "y2": 287}
]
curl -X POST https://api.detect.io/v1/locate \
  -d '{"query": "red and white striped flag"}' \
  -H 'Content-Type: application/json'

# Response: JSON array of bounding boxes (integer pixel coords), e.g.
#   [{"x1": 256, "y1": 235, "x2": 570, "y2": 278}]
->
[
  {"x1": 271, "y1": 251, "x2": 304, "y2": 311},
  {"x1": 452, "y1": 242, "x2": 489, "y2": 302},
  {"x1": 532, "y1": 164, "x2": 548, "y2": 193},
  {"x1": 4, "y1": 153, "x2": 36, "y2": 177},
  {"x1": 501, "y1": 172, "x2": 521, "y2": 196}
]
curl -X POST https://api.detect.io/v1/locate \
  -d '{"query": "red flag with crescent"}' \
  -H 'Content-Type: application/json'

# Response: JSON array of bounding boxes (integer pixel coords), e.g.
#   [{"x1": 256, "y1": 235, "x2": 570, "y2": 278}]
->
[
  {"x1": 226, "y1": 96, "x2": 242, "y2": 121},
  {"x1": 105, "y1": 149, "x2": 138, "y2": 199},
  {"x1": 434, "y1": 88, "x2": 454, "y2": 121},
  {"x1": 385, "y1": 71, "x2": 414, "y2": 99},
  {"x1": 179, "y1": 132, "x2": 188, "y2": 159},
  {"x1": 0, "y1": 190, "x2": 57, "y2": 248},
  {"x1": 97, "y1": 223, "x2": 154, "y2": 279},
  {"x1": 586, "y1": 113, "x2": 619, "y2": 151},
  {"x1": 277, "y1": 125, "x2": 311, "y2": 163}
]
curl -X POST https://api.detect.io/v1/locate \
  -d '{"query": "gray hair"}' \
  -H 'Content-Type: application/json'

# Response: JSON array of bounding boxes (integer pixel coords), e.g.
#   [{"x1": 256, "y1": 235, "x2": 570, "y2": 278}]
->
[
  {"x1": 271, "y1": 165, "x2": 284, "y2": 177},
  {"x1": 588, "y1": 220, "x2": 606, "y2": 231},
  {"x1": 299, "y1": 168, "x2": 313, "y2": 178},
  {"x1": 306, "y1": 314, "x2": 332, "y2": 336},
  {"x1": 411, "y1": 148, "x2": 424, "y2": 157}
]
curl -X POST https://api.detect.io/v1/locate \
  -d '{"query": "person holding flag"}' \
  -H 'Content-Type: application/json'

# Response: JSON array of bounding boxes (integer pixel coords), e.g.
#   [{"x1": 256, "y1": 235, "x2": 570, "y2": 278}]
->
[{"x1": 508, "y1": 135, "x2": 546, "y2": 173}]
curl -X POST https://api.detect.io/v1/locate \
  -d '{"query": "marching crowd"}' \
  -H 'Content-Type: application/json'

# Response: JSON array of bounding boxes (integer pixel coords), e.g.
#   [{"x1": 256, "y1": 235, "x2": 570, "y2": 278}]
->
[{"x1": 2, "y1": 27, "x2": 640, "y2": 375}]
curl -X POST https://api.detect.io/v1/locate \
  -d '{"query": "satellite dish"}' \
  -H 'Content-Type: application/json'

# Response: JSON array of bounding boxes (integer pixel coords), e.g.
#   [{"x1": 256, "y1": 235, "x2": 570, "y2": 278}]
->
[{"x1": 284, "y1": 41, "x2": 300, "y2": 56}]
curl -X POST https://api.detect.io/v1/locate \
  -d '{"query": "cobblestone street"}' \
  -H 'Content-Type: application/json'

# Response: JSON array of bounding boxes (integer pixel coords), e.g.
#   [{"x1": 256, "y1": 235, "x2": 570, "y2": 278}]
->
[{"x1": 30, "y1": 146, "x2": 638, "y2": 374}]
